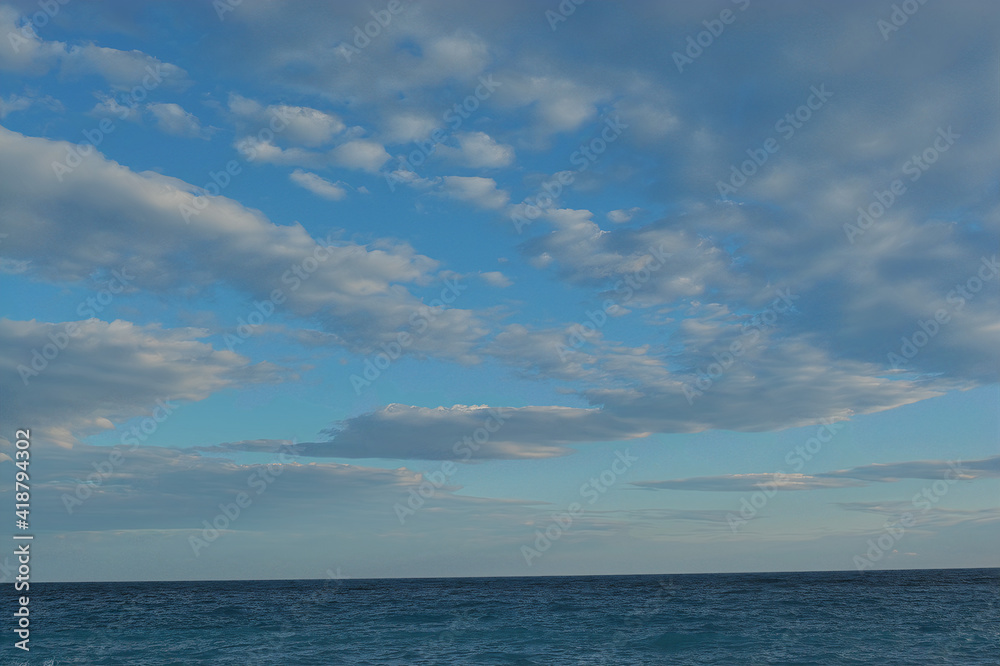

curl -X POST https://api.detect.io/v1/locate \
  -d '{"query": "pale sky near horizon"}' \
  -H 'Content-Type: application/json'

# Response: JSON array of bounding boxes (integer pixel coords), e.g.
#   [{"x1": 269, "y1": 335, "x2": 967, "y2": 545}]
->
[{"x1": 0, "y1": 0, "x2": 997, "y2": 582}]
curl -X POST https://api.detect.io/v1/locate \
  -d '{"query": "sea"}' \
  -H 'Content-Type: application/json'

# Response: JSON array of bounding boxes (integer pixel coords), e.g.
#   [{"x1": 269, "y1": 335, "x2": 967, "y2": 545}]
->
[{"x1": 14, "y1": 568, "x2": 998, "y2": 664}]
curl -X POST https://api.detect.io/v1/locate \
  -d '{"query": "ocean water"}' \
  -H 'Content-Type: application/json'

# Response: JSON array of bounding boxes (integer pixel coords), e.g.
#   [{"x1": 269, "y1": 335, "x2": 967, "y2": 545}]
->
[{"x1": 15, "y1": 568, "x2": 998, "y2": 664}]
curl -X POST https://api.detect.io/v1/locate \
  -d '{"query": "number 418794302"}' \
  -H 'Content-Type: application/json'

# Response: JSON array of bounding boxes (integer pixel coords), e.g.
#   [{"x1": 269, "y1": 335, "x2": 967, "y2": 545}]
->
[{"x1": 14, "y1": 429, "x2": 30, "y2": 525}]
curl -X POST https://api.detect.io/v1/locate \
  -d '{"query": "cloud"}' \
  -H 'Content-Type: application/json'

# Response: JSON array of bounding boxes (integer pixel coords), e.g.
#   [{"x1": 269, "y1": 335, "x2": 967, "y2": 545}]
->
[
  {"x1": 62, "y1": 44, "x2": 189, "y2": 89},
  {"x1": 191, "y1": 439, "x2": 295, "y2": 454},
  {"x1": 381, "y1": 112, "x2": 439, "y2": 143},
  {"x1": 0, "y1": 7, "x2": 187, "y2": 87},
  {"x1": 479, "y1": 271, "x2": 512, "y2": 288},
  {"x1": 0, "y1": 125, "x2": 489, "y2": 359},
  {"x1": 226, "y1": 95, "x2": 383, "y2": 172},
  {"x1": 0, "y1": 318, "x2": 287, "y2": 449},
  {"x1": 3, "y1": 441, "x2": 459, "y2": 533},
  {"x1": 519, "y1": 207, "x2": 737, "y2": 302},
  {"x1": 821, "y1": 457, "x2": 1000, "y2": 483},
  {"x1": 633, "y1": 474, "x2": 864, "y2": 493},
  {"x1": 485, "y1": 316, "x2": 948, "y2": 435},
  {"x1": 0, "y1": 93, "x2": 31, "y2": 118},
  {"x1": 227, "y1": 94, "x2": 345, "y2": 147},
  {"x1": 437, "y1": 131, "x2": 515, "y2": 168},
  {"x1": 607, "y1": 207, "x2": 642, "y2": 224},
  {"x1": 2, "y1": 0, "x2": 996, "y2": 454},
  {"x1": 260, "y1": 404, "x2": 652, "y2": 461},
  {"x1": 837, "y1": 503, "x2": 1000, "y2": 530},
  {"x1": 88, "y1": 93, "x2": 142, "y2": 122},
  {"x1": 419, "y1": 32, "x2": 490, "y2": 82},
  {"x1": 440, "y1": 176, "x2": 509, "y2": 209},
  {"x1": 633, "y1": 456, "x2": 1000, "y2": 492},
  {"x1": 289, "y1": 169, "x2": 347, "y2": 201},
  {"x1": 330, "y1": 139, "x2": 391, "y2": 173},
  {"x1": 497, "y1": 74, "x2": 610, "y2": 143},
  {"x1": 146, "y1": 102, "x2": 204, "y2": 138},
  {"x1": 0, "y1": 6, "x2": 64, "y2": 74},
  {"x1": 233, "y1": 136, "x2": 324, "y2": 167}
]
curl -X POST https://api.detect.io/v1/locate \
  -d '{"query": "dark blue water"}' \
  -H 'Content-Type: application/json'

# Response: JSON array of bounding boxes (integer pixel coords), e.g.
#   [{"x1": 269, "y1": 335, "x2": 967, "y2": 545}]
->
[{"x1": 12, "y1": 568, "x2": 999, "y2": 664}]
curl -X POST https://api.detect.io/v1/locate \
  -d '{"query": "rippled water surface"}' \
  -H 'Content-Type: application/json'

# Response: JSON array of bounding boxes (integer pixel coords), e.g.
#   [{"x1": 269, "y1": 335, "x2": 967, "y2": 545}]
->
[{"x1": 23, "y1": 568, "x2": 999, "y2": 664}]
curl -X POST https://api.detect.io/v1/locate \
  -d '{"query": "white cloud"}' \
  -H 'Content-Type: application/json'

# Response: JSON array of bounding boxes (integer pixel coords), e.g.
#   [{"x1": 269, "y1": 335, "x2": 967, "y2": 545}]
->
[
  {"x1": 637, "y1": 455, "x2": 1000, "y2": 493},
  {"x1": 479, "y1": 271, "x2": 512, "y2": 288},
  {"x1": 147, "y1": 102, "x2": 204, "y2": 138},
  {"x1": 330, "y1": 139, "x2": 391, "y2": 173},
  {"x1": 2, "y1": 0, "x2": 996, "y2": 458},
  {"x1": 0, "y1": 8, "x2": 187, "y2": 88},
  {"x1": 421, "y1": 33, "x2": 490, "y2": 81},
  {"x1": 0, "y1": 93, "x2": 31, "y2": 118},
  {"x1": 633, "y1": 474, "x2": 864, "y2": 493},
  {"x1": 226, "y1": 97, "x2": 365, "y2": 169},
  {"x1": 234, "y1": 136, "x2": 324, "y2": 167},
  {"x1": 607, "y1": 207, "x2": 641, "y2": 224},
  {"x1": 440, "y1": 176, "x2": 509, "y2": 209},
  {"x1": 497, "y1": 74, "x2": 609, "y2": 143},
  {"x1": 381, "y1": 112, "x2": 439, "y2": 143},
  {"x1": 0, "y1": 126, "x2": 488, "y2": 360},
  {"x1": 0, "y1": 6, "x2": 66, "y2": 74},
  {"x1": 437, "y1": 131, "x2": 515, "y2": 168},
  {"x1": 227, "y1": 94, "x2": 344, "y2": 147},
  {"x1": 0, "y1": 318, "x2": 286, "y2": 449},
  {"x1": 289, "y1": 169, "x2": 347, "y2": 201},
  {"x1": 88, "y1": 93, "x2": 141, "y2": 122},
  {"x1": 62, "y1": 44, "x2": 189, "y2": 89}
]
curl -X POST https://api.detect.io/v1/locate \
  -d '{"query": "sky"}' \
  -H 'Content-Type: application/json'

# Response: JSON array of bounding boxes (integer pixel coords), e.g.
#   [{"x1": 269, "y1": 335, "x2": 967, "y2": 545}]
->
[{"x1": 0, "y1": 0, "x2": 997, "y2": 582}]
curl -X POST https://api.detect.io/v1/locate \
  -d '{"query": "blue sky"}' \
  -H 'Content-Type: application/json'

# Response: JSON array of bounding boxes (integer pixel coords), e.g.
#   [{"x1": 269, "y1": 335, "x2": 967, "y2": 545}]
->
[{"x1": 0, "y1": 0, "x2": 997, "y2": 582}]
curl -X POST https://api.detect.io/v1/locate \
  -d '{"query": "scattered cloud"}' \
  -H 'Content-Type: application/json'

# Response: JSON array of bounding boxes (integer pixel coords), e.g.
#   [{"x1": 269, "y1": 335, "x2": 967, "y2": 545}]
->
[
  {"x1": 635, "y1": 456, "x2": 1000, "y2": 492},
  {"x1": 0, "y1": 318, "x2": 287, "y2": 449},
  {"x1": 607, "y1": 207, "x2": 642, "y2": 224},
  {"x1": 479, "y1": 271, "x2": 512, "y2": 288},
  {"x1": 147, "y1": 102, "x2": 204, "y2": 138},
  {"x1": 437, "y1": 131, "x2": 515, "y2": 168},
  {"x1": 289, "y1": 169, "x2": 348, "y2": 201},
  {"x1": 440, "y1": 175, "x2": 509, "y2": 209}
]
